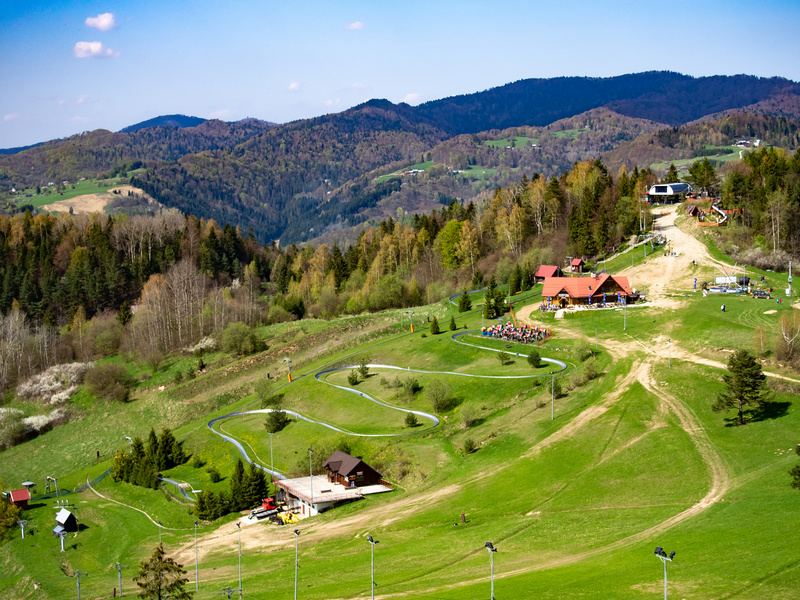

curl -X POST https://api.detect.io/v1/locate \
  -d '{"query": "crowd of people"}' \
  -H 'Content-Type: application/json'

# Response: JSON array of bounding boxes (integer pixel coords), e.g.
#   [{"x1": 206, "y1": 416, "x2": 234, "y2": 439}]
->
[{"x1": 481, "y1": 322, "x2": 550, "y2": 344}]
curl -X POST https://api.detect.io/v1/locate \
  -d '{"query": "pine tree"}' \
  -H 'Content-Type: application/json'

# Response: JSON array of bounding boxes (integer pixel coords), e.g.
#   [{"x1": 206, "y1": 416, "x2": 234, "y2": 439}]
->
[
  {"x1": 194, "y1": 491, "x2": 209, "y2": 521},
  {"x1": 449, "y1": 315, "x2": 457, "y2": 331},
  {"x1": 146, "y1": 429, "x2": 159, "y2": 468},
  {"x1": 244, "y1": 463, "x2": 268, "y2": 508},
  {"x1": 430, "y1": 316, "x2": 440, "y2": 335},
  {"x1": 230, "y1": 459, "x2": 247, "y2": 510},
  {"x1": 458, "y1": 288, "x2": 472, "y2": 312},
  {"x1": 712, "y1": 349, "x2": 770, "y2": 425},
  {"x1": 133, "y1": 544, "x2": 194, "y2": 600}
]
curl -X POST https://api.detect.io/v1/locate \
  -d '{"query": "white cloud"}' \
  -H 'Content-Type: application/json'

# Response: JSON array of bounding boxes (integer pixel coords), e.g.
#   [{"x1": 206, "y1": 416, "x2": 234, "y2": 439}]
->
[
  {"x1": 85, "y1": 13, "x2": 116, "y2": 31},
  {"x1": 401, "y1": 92, "x2": 421, "y2": 104},
  {"x1": 76, "y1": 95, "x2": 88, "y2": 104},
  {"x1": 346, "y1": 21, "x2": 364, "y2": 30},
  {"x1": 288, "y1": 82, "x2": 301, "y2": 91},
  {"x1": 323, "y1": 98, "x2": 341, "y2": 107},
  {"x1": 3, "y1": 113, "x2": 21, "y2": 122},
  {"x1": 208, "y1": 109, "x2": 233, "y2": 120},
  {"x1": 73, "y1": 41, "x2": 119, "y2": 58}
]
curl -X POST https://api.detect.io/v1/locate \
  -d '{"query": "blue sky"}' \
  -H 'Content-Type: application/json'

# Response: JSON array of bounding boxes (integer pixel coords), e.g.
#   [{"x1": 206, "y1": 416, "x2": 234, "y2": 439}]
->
[{"x1": 1, "y1": 0, "x2": 799, "y2": 148}]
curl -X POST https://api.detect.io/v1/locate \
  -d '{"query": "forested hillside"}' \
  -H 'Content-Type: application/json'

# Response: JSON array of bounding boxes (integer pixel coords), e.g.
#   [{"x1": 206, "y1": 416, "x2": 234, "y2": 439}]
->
[
  {"x1": 0, "y1": 119, "x2": 275, "y2": 187},
  {"x1": 602, "y1": 113, "x2": 800, "y2": 172},
  {"x1": 415, "y1": 72, "x2": 800, "y2": 134}
]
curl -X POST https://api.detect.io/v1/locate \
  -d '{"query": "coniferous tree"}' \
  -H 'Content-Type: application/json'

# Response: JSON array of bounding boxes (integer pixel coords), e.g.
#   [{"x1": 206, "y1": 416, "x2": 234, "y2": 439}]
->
[
  {"x1": 133, "y1": 544, "x2": 194, "y2": 600},
  {"x1": 458, "y1": 288, "x2": 472, "y2": 313},
  {"x1": 712, "y1": 349, "x2": 770, "y2": 425},
  {"x1": 230, "y1": 459, "x2": 247, "y2": 510},
  {"x1": 449, "y1": 315, "x2": 457, "y2": 331},
  {"x1": 430, "y1": 316, "x2": 440, "y2": 335}
]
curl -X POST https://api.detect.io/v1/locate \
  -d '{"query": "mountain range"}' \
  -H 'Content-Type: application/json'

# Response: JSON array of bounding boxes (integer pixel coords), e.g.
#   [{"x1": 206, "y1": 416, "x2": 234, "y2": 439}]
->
[{"x1": 2, "y1": 71, "x2": 800, "y2": 244}]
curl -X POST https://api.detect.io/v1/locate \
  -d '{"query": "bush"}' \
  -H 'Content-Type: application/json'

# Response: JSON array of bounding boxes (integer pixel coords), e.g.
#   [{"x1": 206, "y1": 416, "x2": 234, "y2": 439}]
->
[
  {"x1": 574, "y1": 341, "x2": 593, "y2": 362},
  {"x1": 192, "y1": 455, "x2": 205, "y2": 468},
  {"x1": 221, "y1": 322, "x2": 264, "y2": 356},
  {"x1": 266, "y1": 409, "x2": 291, "y2": 433},
  {"x1": 427, "y1": 379, "x2": 453, "y2": 412},
  {"x1": 497, "y1": 351, "x2": 512, "y2": 365},
  {"x1": 527, "y1": 350, "x2": 542, "y2": 368},
  {"x1": 84, "y1": 363, "x2": 135, "y2": 402},
  {"x1": 358, "y1": 357, "x2": 370, "y2": 379},
  {"x1": 449, "y1": 316, "x2": 457, "y2": 331},
  {"x1": 207, "y1": 467, "x2": 222, "y2": 483},
  {"x1": 463, "y1": 438, "x2": 478, "y2": 454},
  {"x1": 405, "y1": 412, "x2": 419, "y2": 427}
]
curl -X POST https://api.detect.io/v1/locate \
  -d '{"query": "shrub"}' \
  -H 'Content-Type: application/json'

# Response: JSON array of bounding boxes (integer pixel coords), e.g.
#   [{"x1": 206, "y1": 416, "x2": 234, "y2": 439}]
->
[
  {"x1": 461, "y1": 407, "x2": 477, "y2": 428},
  {"x1": 192, "y1": 455, "x2": 205, "y2": 468},
  {"x1": 84, "y1": 363, "x2": 135, "y2": 402},
  {"x1": 574, "y1": 341, "x2": 593, "y2": 362},
  {"x1": 497, "y1": 351, "x2": 512, "y2": 365},
  {"x1": 449, "y1": 316, "x2": 457, "y2": 331},
  {"x1": 16, "y1": 362, "x2": 92, "y2": 404},
  {"x1": 427, "y1": 379, "x2": 453, "y2": 412},
  {"x1": 266, "y1": 409, "x2": 291, "y2": 433},
  {"x1": 527, "y1": 350, "x2": 542, "y2": 368},
  {"x1": 221, "y1": 322, "x2": 264, "y2": 356},
  {"x1": 463, "y1": 438, "x2": 478, "y2": 454},
  {"x1": 207, "y1": 467, "x2": 222, "y2": 483},
  {"x1": 405, "y1": 412, "x2": 419, "y2": 427},
  {"x1": 348, "y1": 370, "x2": 360, "y2": 385}
]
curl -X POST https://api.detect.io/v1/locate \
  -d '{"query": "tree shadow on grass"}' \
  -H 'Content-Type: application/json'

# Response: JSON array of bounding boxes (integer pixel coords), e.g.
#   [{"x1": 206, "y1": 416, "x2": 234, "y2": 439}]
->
[{"x1": 751, "y1": 400, "x2": 791, "y2": 422}]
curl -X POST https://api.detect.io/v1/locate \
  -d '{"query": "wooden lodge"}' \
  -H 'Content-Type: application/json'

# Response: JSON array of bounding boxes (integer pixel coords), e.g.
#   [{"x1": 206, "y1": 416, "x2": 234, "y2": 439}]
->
[
  {"x1": 570, "y1": 258, "x2": 585, "y2": 274},
  {"x1": 323, "y1": 450, "x2": 382, "y2": 488},
  {"x1": 542, "y1": 274, "x2": 633, "y2": 308}
]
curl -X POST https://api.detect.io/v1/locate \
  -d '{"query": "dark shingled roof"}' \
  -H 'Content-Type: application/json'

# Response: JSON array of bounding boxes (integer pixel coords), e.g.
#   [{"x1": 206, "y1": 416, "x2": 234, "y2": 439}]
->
[{"x1": 324, "y1": 450, "x2": 367, "y2": 477}]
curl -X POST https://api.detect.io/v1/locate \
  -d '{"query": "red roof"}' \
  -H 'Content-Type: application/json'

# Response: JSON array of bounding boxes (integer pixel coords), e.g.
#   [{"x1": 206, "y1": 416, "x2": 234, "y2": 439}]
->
[
  {"x1": 541, "y1": 275, "x2": 632, "y2": 299},
  {"x1": 534, "y1": 265, "x2": 560, "y2": 278},
  {"x1": 9, "y1": 489, "x2": 30, "y2": 503},
  {"x1": 571, "y1": 258, "x2": 584, "y2": 266}
]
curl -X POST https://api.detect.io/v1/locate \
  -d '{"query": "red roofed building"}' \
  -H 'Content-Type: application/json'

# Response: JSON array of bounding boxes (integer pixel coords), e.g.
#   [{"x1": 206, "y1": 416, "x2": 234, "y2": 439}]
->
[
  {"x1": 542, "y1": 274, "x2": 633, "y2": 308},
  {"x1": 570, "y1": 258, "x2": 585, "y2": 273},
  {"x1": 8, "y1": 489, "x2": 30, "y2": 509},
  {"x1": 534, "y1": 265, "x2": 563, "y2": 282}
]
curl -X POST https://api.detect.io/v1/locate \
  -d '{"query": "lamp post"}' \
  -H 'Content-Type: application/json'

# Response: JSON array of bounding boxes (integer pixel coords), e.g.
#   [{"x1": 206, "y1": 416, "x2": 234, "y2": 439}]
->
[
  {"x1": 484, "y1": 542, "x2": 497, "y2": 600},
  {"x1": 16, "y1": 520, "x2": 27, "y2": 539},
  {"x1": 668, "y1": 338, "x2": 671, "y2": 369},
  {"x1": 58, "y1": 530, "x2": 67, "y2": 552},
  {"x1": 308, "y1": 448, "x2": 314, "y2": 508},
  {"x1": 367, "y1": 535, "x2": 379, "y2": 600},
  {"x1": 268, "y1": 431, "x2": 275, "y2": 493},
  {"x1": 284, "y1": 357, "x2": 292, "y2": 383},
  {"x1": 194, "y1": 520, "x2": 199, "y2": 591},
  {"x1": 654, "y1": 546, "x2": 676, "y2": 600},
  {"x1": 293, "y1": 529, "x2": 300, "y2": 600},
  {"x1": 124, "y1": 436, "x2": 133, "y2": 453},
  {"x1": 236, "y1": 522, "x2": 242, "y2": 599},
  {"x1": 114, "y1": 563, "x2": 129, "y2": 597},
  {"x1": 551, "y1": 374, "x2": 555, "y2": 420},
  {"x1": 74, "y1": 570, "x2": 88, "y2": 600},
  {"x1": 406, "y1": 310, "x2": 414, "y2": 333}
]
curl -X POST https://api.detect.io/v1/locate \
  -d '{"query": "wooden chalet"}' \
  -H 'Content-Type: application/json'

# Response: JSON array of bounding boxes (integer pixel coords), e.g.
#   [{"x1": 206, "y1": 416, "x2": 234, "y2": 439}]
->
[
  {"x1": 570, "y1": 258, "x2": 585, "y2": 274},
  {"x1": 8, "y1": 489, "x2": 30, "y2": 510},
  {"x1": 542, "y1": 274, "x2": 633, "y2": 308},
  {"x1": 323, "y1": 450, "x2": 382, "y2": 488},
  {"x1": 534, "y1": 265, "x2": 563, "y2": 283}
]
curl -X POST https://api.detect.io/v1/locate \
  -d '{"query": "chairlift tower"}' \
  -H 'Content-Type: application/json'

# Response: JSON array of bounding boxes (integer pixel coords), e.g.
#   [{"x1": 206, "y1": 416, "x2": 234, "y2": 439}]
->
[{"x1": 16, "y1": 520, "x2": 27, "y2": 539}]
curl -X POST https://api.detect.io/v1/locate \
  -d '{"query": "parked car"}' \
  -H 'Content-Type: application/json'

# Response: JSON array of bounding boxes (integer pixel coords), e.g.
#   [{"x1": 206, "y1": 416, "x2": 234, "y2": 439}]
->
[{"x1": 752, "y1": 290, "x2": 771, "y2": 299}]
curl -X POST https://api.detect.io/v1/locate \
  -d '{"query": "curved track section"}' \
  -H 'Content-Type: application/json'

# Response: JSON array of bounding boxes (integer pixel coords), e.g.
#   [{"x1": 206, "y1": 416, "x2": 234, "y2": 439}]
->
[{"x1": 451, "y1": 331, "x2": 568, "y2": 373}]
